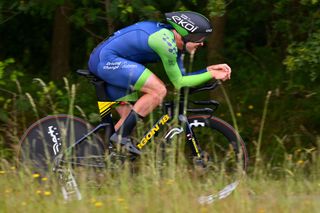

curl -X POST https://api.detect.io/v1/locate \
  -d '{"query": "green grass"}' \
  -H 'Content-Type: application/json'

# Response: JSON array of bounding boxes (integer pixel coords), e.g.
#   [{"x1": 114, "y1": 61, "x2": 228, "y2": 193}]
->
[{"x1": 0, "y1": 160, "x2": 319, "y2": 213}]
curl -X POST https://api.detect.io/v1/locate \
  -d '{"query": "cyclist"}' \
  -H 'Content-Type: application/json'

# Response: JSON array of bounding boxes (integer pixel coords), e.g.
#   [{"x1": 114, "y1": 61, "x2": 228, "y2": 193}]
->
[{"x1": 88, "y1": 11, "x2": 231, "y2": 151}]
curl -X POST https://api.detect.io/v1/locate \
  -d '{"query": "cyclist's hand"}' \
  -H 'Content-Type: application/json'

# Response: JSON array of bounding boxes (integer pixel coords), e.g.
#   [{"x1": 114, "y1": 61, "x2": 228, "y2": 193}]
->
[{"x1": 207, "y1": 64, "x2": 231, "y2": 81}]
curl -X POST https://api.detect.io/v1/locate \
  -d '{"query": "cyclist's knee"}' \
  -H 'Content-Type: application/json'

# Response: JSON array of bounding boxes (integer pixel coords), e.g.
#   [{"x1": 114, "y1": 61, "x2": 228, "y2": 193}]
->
[
  {"x1": 152, "y1": 84, "x2": 167, "y2": 104},
  {"x1": 159, "y1": 84, "x2": 167, "y2": 99},
  {"x1": 140, "y1": 74, "x2": 167, "y2": 104}
]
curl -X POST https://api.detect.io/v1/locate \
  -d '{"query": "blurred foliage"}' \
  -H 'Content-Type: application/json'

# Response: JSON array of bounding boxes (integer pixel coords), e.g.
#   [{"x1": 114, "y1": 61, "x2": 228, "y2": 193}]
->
[
  {"x1": 0, "y1": 58, "x2": 24, "y2": 83},
  {"x1": 208, "y1": 0, "x2": 227, "y2": 17},
  {"x1": 284, "y1": 30, "x2": 320, "y2": 82}
]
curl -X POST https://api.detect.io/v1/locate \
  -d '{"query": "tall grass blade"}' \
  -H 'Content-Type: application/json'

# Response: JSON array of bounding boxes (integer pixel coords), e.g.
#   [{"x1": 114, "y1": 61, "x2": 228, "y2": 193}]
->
[{"x1": 254, "y1": 91, "x2": 272, "y2": 176}]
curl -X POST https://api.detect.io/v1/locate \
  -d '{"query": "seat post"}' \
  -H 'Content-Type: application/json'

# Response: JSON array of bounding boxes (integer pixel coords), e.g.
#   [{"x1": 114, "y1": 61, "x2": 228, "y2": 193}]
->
[
  {"x1": 91, "y1": 78, "x2": 116, "y2": 135},
  {"x1": 92, "y1": 79, "x2": 108, "y2": 101}
]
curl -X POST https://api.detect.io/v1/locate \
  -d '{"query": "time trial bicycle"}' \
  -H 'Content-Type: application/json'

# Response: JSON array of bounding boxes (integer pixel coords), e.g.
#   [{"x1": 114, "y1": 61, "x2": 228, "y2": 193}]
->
[{"x1": 18, "y1": 69, "x2": 248, "y2": 203}]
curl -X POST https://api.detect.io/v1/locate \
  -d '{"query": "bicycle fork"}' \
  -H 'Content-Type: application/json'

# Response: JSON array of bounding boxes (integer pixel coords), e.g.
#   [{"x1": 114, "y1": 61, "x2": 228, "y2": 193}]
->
[
  {"x1": 53, "y1": 154, "x2": 82, "y2": 201},
  {"x1": 179, "y1": 115, "x2": 202, "y2": 158},
  {"x1": 59, "y1": 168, "x2": 82, "y2": 201}
]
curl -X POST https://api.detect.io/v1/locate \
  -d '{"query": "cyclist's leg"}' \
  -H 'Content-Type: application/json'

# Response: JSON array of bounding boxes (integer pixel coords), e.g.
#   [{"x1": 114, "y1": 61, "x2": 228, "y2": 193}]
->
[
  {"x1": 94, "y1": 56, "x2": 166, "y2": 137},
  {"x1": 115, "y1": 104, "x2": 132, "y2": 130},
  {"x1": 113, "y1": 74, "x2": 167, "y2": 132},
  {"x1": 132, "y1": 74, "x2": 167, "y2": 117}
]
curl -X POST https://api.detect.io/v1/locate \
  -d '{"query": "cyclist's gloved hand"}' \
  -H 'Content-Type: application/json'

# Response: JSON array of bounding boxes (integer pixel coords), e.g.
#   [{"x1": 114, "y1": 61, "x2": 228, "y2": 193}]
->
[{"x1": 207, "y1": 64, "x2": 231, "y2": 81}]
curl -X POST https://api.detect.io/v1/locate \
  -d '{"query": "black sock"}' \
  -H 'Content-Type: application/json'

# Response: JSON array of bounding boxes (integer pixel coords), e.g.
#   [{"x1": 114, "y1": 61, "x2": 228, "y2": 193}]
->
[{"x1": 117, "y1": 110, "x2": 143, "y2": 137}]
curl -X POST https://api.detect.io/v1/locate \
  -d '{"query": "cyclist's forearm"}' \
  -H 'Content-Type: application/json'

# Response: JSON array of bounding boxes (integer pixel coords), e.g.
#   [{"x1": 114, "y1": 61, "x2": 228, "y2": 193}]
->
[
  {"x1": 167, "y1": 69, "x2": 212, "y2": 89},
  {"x1": 184, "y1": 68, "x2": 208, "y2": 75},
  {"x1": 160, "y1": 60, "x2": 211, "y2": 88}
]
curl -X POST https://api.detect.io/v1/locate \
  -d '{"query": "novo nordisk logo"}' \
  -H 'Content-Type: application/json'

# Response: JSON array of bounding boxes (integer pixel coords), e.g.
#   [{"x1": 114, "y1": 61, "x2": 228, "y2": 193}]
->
[
  {"x1": 172, "y1": 15, "x2": 199, "y2": 32},
  {"x1": 48, "y1": 126, "x2": 61, "y2": 155}
]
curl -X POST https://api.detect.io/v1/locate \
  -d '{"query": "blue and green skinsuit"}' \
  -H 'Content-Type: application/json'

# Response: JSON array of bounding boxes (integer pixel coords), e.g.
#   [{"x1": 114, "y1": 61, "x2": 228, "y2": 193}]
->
[{"x1": 88, "y1": 21, "x2": 212, "y2": 101}]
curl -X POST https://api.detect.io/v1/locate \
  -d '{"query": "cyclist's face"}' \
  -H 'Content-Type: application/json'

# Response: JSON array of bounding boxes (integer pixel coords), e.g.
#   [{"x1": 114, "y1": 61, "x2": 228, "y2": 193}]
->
[
  {"x1": 174, "y1": 31, "x2": 184, "y2": 50},
  {"x1": 173, "y1": 30, "x2": 204, "y2": 53},
  {"x1": 185, "y1": 42, "x2": 204, "y2": 54}
]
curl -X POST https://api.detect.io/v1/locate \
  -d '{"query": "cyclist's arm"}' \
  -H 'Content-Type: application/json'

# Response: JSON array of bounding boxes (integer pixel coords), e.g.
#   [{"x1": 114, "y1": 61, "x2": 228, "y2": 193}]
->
[
  {"x1": 148, "y1": 29, "x2": 212, "y2": 89},
  {"x1": 177, "y1": 54, "x2": 208, "y2": 76}
]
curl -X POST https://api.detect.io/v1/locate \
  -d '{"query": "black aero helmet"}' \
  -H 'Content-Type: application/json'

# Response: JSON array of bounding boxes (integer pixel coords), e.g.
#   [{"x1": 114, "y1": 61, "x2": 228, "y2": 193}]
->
[{"x1": 165, "y1": 11, "x2": 213, "y2": 42}]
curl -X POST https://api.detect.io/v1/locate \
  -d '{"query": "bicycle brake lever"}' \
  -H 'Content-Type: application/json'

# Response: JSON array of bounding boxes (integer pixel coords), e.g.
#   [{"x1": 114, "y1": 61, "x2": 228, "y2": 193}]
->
[
  {"x1": 189, "y1": 81, "x2": 220, "y2": 94},
  {"x1": 192, "y1": 100, "x2": 220, "y2": 106}
]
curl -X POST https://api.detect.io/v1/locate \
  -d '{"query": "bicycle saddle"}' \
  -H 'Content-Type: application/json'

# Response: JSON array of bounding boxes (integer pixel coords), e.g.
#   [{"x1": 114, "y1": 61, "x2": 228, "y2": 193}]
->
[{"x1": 76, "y1": 69, "x2": 93, "y2": 77}]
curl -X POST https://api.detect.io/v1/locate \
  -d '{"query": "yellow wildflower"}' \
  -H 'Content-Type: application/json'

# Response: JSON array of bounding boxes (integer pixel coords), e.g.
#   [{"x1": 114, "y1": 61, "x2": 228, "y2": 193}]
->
[
  {"x1": 248, "y1": 105, "x2": 254, "y2": 110},
  {"x1": 236, "y1": 112, "x2": 242, "y2": 117},
  {"x1": 33, "y1": 173, "x2": 40, "y2": 178},
  {"x1": 41, "y1": 177, "x2": 48, "y2": 181},
  {"x1": 297, "y1": 160, "x2": 304, "y2": 165},
  {"x1": 0, "y1": 171, "x2": 5, "y2": 174},
  {"x1": 94, "y1": 202, "x2": 103, "y2": 208},
  {"x1": 44, "y1": 191, "x2": 51, "y2": 196},
  {"x1": 166, "y1": 179, "x2": 175, "y2": 185}
]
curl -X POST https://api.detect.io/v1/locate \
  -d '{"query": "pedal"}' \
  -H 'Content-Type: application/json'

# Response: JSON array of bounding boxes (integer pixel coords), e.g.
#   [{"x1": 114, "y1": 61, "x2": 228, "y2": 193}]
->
[
  {"x1": 124, "y1": 142, "x2": 141, "y2": 155},
  {"x1": 110, "y1": 134, "x2": 141, "y2": 155}
]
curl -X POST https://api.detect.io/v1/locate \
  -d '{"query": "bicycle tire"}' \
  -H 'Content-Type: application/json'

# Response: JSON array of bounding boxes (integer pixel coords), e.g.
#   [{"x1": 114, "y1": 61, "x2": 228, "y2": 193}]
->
[
  {"x1": 162, "y1": 115, "x2": 248, "y2": 203},
  {"x1": 187, "y1": 115, "x2": 248, "y2": 171},
  {"x1": 18, "y1": 114, "x2": 105, "y2": 175}
]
